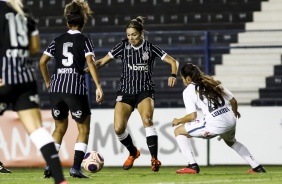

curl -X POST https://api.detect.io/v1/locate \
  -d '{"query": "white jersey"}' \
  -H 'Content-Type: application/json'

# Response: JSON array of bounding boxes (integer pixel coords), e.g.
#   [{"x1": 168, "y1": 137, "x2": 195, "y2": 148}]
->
[{"x1": 183, "y1": 83, "x2": 236, "y2": 135}]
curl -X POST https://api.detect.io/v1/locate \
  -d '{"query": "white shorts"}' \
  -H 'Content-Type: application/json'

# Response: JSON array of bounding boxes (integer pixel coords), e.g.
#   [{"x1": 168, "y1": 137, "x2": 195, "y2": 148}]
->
[{"x1": 184, "y1": 119, "x2": 236, "y2": 141}]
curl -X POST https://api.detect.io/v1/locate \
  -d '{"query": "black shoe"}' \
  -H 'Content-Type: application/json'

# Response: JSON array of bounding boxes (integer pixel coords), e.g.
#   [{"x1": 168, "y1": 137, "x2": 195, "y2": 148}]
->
[
  {"x1": 44, "y1": 165, "x2": 52, "y2": 178},
  {"x1": 69, "y1": 167, "x2": 89, "y2": 178},
  {"x1": 0, "y1": 162, "x2": 11, "y2": 173},
  {"x1": 247, "y1": 165, "x2": 266, "y2": 173},
  {"x1": 186, "y1": 163, "x2": 200, "y2": 173}
]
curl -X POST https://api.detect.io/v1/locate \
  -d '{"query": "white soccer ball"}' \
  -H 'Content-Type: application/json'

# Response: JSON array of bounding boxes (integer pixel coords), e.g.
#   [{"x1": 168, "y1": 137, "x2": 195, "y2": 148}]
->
[{"x1": 82, "y1": 151, "x2": 104, "y2": 173}]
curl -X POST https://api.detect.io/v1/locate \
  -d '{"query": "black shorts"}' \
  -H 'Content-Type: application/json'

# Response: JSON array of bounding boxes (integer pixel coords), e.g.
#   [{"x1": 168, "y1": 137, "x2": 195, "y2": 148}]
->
[
  {"x1": 116, "y1": 91, "x2": 155, "y2": 109},
  {"x1": 0, "y1": 82, "x2": 39, "y2": 115},
  {"x1": 50, "y1": 93, "x2": 91, "y2": 123}
]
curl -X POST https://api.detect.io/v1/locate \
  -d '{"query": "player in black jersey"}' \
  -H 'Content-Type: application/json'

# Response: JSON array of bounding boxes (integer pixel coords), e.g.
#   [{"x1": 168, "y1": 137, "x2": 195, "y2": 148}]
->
[
  {"x1": 0, "y1": 0, "x2": 67, "y2": 183},
  {"x1": 94, "y1": 16, "x2": 179, "y2": 172},
  {"x1": 39, "y1": 0, "x2": 104, "y2": 179}
]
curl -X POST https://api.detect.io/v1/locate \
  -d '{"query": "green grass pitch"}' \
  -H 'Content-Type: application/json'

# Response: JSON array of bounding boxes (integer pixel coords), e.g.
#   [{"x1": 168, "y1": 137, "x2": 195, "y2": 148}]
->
[{"x1": 1, "y1": 166, "x2": 282, "y2": 184}]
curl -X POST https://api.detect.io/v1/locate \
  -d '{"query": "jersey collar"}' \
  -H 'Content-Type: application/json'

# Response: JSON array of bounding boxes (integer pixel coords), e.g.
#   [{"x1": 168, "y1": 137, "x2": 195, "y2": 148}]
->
[
  {"x1": 131, "y1": 39, "x2": 144, "y2": 50},
  {"x1": 67, "y1": 30, "x2": 81, "y2": 34}
]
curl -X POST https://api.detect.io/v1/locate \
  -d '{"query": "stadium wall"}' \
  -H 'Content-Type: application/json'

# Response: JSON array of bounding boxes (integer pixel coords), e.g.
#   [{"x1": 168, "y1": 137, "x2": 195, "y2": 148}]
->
[{"x1": 0, "y1": 107, "x2": 281, "y2": 167}]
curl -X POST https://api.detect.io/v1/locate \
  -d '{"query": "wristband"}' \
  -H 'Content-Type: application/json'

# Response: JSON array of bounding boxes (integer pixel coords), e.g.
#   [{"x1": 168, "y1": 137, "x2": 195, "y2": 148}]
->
[{"x1": 170, "y1": 74, "x2": 177, "y2": 78}]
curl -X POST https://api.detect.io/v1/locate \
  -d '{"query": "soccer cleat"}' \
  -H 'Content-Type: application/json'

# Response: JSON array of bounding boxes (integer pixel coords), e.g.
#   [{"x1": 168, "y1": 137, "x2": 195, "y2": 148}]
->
[
  {"x1": 123, "y1": 148, "x2": 141, "y2": 170},
  {"x1": 44, "y1": 165, "x2": 52, "y2": 178},
  {"x1": 69, "y1": 167, "x2": 89, "y2": 178},
  {"x1": 59, "y1": 180, "x2": 68, "y2": 184},
  {"x1": 247, "y1": 165, "x2": 266, "y2": 173},
  {"x1": 151, "y1": 158, "x2": 161, "y2": 172},
  {"x1": 176, "y1": 164, "x2": 200, "y2": 174},
  {"x1": 0, "y1": 162, "x2": 11, "y2": 173}
]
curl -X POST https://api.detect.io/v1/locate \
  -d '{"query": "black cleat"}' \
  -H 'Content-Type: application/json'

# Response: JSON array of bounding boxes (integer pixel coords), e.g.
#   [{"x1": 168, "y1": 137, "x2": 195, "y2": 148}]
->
[
  {"x1": 247, "y1": 165, "x2": 266, "y2": 173},
  {"x1": 0, "y1": 162, "x2": 11, "y2": 173},
  {"x1": 44, "y1": 165, "x2": 52, "y2": 178},
  {"x1": 69, "y1": 167, "x2": 89, "y2": 178}
]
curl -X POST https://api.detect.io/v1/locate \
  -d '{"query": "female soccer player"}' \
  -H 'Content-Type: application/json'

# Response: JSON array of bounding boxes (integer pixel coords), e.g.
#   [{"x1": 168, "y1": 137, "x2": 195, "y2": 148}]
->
[
  {"x1": 94, "y1": 16, "x2": 179, "y2": 172},
  {"x1": 0, "y1": 0, "x2": 67, "y2": 183},
  {"x1": 39, "y1": 0, "x2": 103, "y2": 178},
  {"x1": 172, "y1": 63, "x2": 266, "y2": 174}
]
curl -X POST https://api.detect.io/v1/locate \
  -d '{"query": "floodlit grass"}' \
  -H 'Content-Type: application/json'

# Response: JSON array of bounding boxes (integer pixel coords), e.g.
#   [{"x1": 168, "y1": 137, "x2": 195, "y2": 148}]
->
[{"x1": 1, "y1": 165, "x2": 282, "y2": 184}]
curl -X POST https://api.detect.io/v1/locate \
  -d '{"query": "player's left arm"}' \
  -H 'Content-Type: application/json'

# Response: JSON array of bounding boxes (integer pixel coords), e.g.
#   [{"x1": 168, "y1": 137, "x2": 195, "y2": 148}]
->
[
  {"x1": 172, "y1": 111, "x2": 197, "y2": 127},
  {"x1": 163, "y1": 54, "x2": 179, "y2": 87}
]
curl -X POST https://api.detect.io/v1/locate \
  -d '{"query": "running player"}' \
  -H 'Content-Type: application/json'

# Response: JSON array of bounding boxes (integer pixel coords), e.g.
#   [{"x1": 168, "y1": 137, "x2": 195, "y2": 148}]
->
[
  {"x1": 39, "y1": 0, "x2": 103, "y2": 179},
  {"x1": 172, "y1": 63, "x2": 266, "y2": 174},
  {"x1": 93, "y1": 16, "x2": 179, "y2": 172},
  {"x1": 0, "y1": 0, "x2": 67, "y2": 183}
]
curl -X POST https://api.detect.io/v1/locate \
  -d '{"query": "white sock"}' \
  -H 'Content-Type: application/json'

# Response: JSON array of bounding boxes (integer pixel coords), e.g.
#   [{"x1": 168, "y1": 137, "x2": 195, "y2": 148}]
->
[
  {"x1": 145, "y1": 126, "x2": 157, "y2": 137},
  {"x1": 54, "y1": 143, "x2": 61, "y2": 152},
  {"x1": 29, "y1": 128, "x2": 54, "y2": 150},
  {"x1": 231, "y1": 141, "x2": 259, "y2": 168},
  {"x1": 176, "y1": 135, "x2": 197, "y2": 164},
  {"x1": 74, "y1": 142, "x2": 87, "y2": 153}
]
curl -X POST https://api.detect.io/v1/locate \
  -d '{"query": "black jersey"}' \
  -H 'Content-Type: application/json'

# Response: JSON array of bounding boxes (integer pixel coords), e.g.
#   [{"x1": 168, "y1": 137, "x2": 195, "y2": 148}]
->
[
  {"x1": 0, "y1": 1, "x2": 38, "y2": 85},
  {"x1": 44, "y1": 30, "x2": 95, "y2": 95},
  {"x1": 109, "y1": 39, "x2": 167, "y2": 94}
]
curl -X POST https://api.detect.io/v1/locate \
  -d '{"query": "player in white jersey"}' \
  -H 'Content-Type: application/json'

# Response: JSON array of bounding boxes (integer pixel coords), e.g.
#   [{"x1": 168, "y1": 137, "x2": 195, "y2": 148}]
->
[{"x1": 172, "y1": 63, "x2": 266, "y2": 174}]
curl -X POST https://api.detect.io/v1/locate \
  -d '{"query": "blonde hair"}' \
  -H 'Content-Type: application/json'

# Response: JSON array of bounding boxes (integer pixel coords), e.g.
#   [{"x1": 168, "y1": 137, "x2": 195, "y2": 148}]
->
[{"x1": 7, "y1": 0, "x2": 25, "y2": 16}]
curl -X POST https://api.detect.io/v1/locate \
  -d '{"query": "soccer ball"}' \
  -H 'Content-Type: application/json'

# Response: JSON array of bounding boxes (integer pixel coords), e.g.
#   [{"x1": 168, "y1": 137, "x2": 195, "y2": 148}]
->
[{"x1": 82, "y1": 151, "x2": 104, "y2": 173}]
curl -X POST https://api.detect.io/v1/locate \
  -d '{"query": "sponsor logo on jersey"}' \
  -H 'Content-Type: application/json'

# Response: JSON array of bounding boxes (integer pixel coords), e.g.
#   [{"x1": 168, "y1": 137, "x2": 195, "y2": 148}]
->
[
  {"x1": 72, "y1": 110, "x2": 82, "y2": 118},
  {"x1": 127, "y1": 63, "x2": 148, "y2": 72},
  {"x1": 29, "y1": 95, "x2": 39, "y2": 104}
]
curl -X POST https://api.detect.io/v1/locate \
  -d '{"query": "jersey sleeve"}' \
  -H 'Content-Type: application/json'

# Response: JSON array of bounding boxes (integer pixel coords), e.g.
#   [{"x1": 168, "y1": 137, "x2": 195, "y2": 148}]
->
[
  {"x1": 183, "y1": 86, "x2": 197, "y2": 114},
  {"x1": 221, "y1": 85, "x2": 234, "y2": 101},
  {"x1": 84, "y1": 37, "x2": 95, "y2": 57},
  {"x1": 44, "y1": 40, "x2": 55, "y2": 57},
  {"x1": 108, "y1": 41, "x2": 125, "y2": 59},
  {"x1": 151, "y1": 44, "x2": 167, "y2": 60}
]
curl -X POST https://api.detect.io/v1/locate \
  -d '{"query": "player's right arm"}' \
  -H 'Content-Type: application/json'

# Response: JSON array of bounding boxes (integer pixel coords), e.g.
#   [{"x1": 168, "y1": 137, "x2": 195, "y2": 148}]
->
[
  {"x1": 39, "y1": 54, "x2": 52, "y2": 90},
  {"x1": 84, "y1": 53, "x2": 112, "y2": 73}
]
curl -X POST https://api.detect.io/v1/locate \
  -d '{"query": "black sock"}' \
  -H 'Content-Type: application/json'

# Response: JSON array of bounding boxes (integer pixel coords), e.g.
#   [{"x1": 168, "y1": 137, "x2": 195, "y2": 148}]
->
[
  {"x1": 73, "y1": 150, "x2": 85, "y2": 170},
  {"x1": 147, "y1": 135, "x2": 158, "y2": 159},
  {"x1": 40, "y1": 143, "x2": 65, "y2": 184},
  {"x1": 120, "y1": 134, "x2": 136, "y2": 156}
]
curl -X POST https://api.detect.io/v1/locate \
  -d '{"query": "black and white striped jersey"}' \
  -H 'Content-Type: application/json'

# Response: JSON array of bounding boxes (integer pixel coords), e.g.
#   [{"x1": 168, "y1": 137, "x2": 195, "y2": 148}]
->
[
  {"x1": 109, "y1": 39, "x2": 167, "y2": 94},
  {"x1": 44, "y1": 30, "x2": 95, "y2": 95},
  {"x1": 0, "y1": 1, "x2": 38, "y2": 85}
]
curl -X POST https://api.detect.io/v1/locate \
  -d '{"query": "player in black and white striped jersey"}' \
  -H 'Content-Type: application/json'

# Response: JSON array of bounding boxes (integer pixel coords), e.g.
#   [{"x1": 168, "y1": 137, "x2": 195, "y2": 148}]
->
[
  {"x1": 39, "y1": 0, "x2": 104, "y2": 179},
  {"x1": 94, "y1": 16, "x2": 179, "y2": 172},
  {"x1": 0, "y1": 0, "x2": 67, "y2": 183}
]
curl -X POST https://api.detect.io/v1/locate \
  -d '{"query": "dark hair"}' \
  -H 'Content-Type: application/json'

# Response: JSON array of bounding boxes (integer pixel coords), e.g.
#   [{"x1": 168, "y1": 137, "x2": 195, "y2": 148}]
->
[
  {"x1": 64, "y1": 0, "x2": 93, "y2": 29},
  {"x1": 126, "y1": 16, "x2": 145, "y2": 33},
  {"x1": 181, "y1": 63, "x2": 225, "y2": 109}
]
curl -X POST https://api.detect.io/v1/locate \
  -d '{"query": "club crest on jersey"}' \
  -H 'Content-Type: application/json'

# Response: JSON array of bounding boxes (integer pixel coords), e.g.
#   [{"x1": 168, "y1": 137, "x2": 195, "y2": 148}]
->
[{"x1": 142, "y1": 51, "x2": 149, "y2": 60}]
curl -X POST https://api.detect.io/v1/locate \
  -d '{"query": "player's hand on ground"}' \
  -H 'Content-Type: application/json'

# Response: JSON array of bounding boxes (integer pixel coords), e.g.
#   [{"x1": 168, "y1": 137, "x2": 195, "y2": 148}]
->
[
  {"x1": 96, "y1": 88, "x2": 104, "y2": 104},
  {"x1": 168, "y1": 76, "x2": 176, "y2": 87}
]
